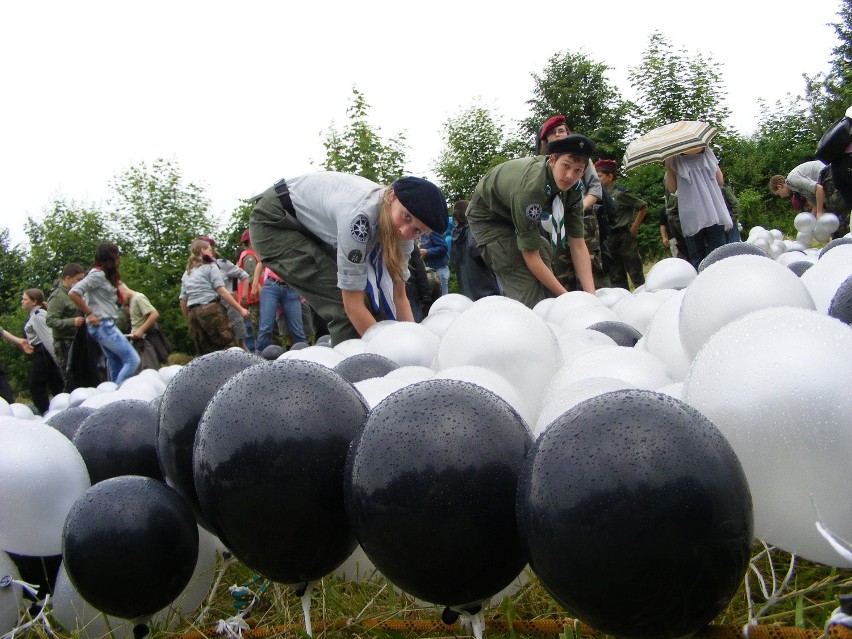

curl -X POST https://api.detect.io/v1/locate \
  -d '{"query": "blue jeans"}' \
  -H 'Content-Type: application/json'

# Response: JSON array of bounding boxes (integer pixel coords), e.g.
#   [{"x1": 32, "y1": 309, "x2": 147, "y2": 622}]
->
[
  {"x1": 435, "y1": 265, "x2": 450, "y2": 297},
  {"x1": 685, "y1": 224, "x2": 728, "y2": 270},
  {"x1": 87, "y1": 318, "x2": 140, "y2": 385},
  {"x1": 257, "y1": 279, "x2": 306, "y2": 351}
]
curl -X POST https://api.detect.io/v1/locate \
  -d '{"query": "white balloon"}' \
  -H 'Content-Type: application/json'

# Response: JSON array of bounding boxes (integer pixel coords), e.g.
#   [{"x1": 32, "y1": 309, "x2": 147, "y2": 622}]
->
[
  {"x1": 769, "y1": 228, "x2": 785, "y2": 241},
  {"x1": 752, "y1": 237, "x2": 771, "y2": 251},
  {"x1": 656, "y1": 381, "x2": 685, "y2": 400},
  {"x1": 595, "y1": 287, "x2": 631, "y2": 307},
  {"x1": 435, "y1": 297, "x2": 562, "y2": 417},
  {"x1": 611, "y1": 291, "x2": 668, "y2": 335},
  {"x1": 0, "y1": 399, "x2": 10, "y2": 416},
  {"x1": 157, "y1": 365, "x2": 183, "y2": 385},
  {"x1": 800, "y1": 244, "x2": 852, "y2": 313},
  {"x1": 280, "y1": 344, "x2": 345, "y2": 367},
  {"x1": 49, "y1": 393, "x2": 71, "y2": 412},
  {"x1": 643, "y1": 290, "x2": 692, "y2": 382},
  {"x1": 0, "y1": 550, "x2": 23, "y2": 635},
  {"x1": 559, "y1": 346, "x2": 672, "y2": 390},
  {"x1": 96, "y1": 381, "x2": 118, "y2": 393},
  {"x1": 542, "y1": 291, "x2": 602, "y2": 325},
  {"x1": 332, "y1": 338, "x2": 367, "y2": 357},
  {"x1": 558, "y1": 304, "x2": 620, "y2": 331},
  {"x1": 817, "y1": 212, "x2": 841, "y2": 235},
  {"x1": 161, "y1": 526, "x2": 223, "y2": 618},
  {"x1": 556, "y1": 329, "x2": 617, "y2": 363},
  {"x1": 679, "y1": 255, "x2": 815, "y2": 359},
  {"x1": 384, "y1": 365, "x2": 435, "y2": 384},
  {"x1": 0, "y1": 421, "x2": 90, "y2": 556},
  {"x1": 813, "y1": 225, "x2": 832, "y2": 243},
  {"x1": 797, "y1": 231, "x2": 814, "y2": 247},
  {"x1": 419, "y1": 310, "x2": 461, "y2": 338},
  {"x1": 364, "y1": 322, "x2": 440, "y2": 368},
  {"x1": 333, "y1": 545, "x2": 380, "y2": 582},
  {"x1": 67, "y1": 387, "x2": 96, "y2": 408},
  {"x1": 353, "y1": 377, "x2": 407, "y2": 409},
  {"x1": 684, "y1": 307, "x2": 852, "y2": 567},
  {"x1": 360, "y1": 320, "x2": 396, "y2": 342},
  {"x1": 9, "y1": 403, "x2": 36, "y2": 419},
  {"x1": 643, "y1": 257, "x2": 698, "y2": 292},
  {"x1": 794, "y1": 212, "x2": 817, "y2": 233},
  {"x1": 427, "y1": 293, "x2": 474, "y2": 315}
]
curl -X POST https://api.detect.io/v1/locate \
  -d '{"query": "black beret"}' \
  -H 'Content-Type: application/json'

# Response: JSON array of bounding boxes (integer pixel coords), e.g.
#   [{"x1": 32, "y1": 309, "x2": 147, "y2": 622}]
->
[
  {"x1": 547, "y1": 134, "x2": 596, "y2": 158},
  {"x1": 391, "y1": 177, "x2": 448, "y2": 233}
]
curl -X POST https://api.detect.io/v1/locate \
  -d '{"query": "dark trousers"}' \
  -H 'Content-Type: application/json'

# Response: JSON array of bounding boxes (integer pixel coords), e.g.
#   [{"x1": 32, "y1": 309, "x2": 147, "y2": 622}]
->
[
  {"x1": 685, "y1": 224, "x2": 728, "y2": 271},
  {"x1": 30, "y1": 345, "x2": 64, "y2": 414}
]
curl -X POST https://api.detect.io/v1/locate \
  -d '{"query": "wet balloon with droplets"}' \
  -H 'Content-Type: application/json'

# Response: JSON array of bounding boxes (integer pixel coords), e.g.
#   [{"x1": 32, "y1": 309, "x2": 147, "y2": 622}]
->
[
  {"x1": 73, "y1": 399, "x2": 162, "y2": 484},
  {"x1": 517, "y1": 389, "x2": 753, "y2": 639},
  {"x1": 334, "y1": 352, "x2": 399, "y2": 384},
  {"x1": 345, "y1": 379, "x2": 532, "y2": 609},
  {"x1": 586, "y1": 320, "x2": 641, "y2": 347},
  {"x1": 45, "y1": 406, "x2": 95, "y2": 441},
  {"x1": 62, "y1": 475, "x2": 198, "y2": 619},
  {"x1": 193, "y1": 359, "x2": 368, "y2": 583}
]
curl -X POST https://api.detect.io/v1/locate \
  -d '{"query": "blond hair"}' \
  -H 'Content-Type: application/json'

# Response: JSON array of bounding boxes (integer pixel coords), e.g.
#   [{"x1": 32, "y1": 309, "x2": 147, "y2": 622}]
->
[
  {"x1": 377, "y1": 187, "x2": 406, "y2": 280},
  {"x1": 186, "y1": 239, "x2": 211, "y2": 272}
]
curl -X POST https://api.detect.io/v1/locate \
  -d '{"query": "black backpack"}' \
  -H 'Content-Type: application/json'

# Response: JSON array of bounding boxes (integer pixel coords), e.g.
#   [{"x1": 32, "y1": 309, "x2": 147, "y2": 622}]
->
[{"x1": 816, "y1": 116, "x2": 852, "y2": 164}]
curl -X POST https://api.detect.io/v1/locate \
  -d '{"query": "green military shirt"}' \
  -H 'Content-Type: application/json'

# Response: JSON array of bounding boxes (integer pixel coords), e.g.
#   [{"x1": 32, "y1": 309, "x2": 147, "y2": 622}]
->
[
  {"x1": 468, "y1": 156, "x2": 584, "y2": 252},
  {"x1": 45, "y1": 284, "x2": 81, "y2": 340},
  {"x1": 608, "y1": 184, "x2": 647, "y2": 230}
]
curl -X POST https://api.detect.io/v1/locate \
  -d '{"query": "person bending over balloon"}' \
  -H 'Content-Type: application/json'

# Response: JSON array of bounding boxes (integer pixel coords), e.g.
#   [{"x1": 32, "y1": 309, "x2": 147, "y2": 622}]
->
[
  {"x1": 466, "y1": 134, "x2": 596, "y2": 308},
  {"x1": 249, "y1": 173, "x2": 448, "y2": 345}
]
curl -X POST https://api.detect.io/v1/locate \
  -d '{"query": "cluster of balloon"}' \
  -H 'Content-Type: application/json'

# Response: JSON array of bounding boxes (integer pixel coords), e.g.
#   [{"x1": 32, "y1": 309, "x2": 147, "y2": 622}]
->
[
  {"x1": 193, "y1": 360, "x2": 367, "y2": 587},
  {"x1": 698, "y1": 240, "x2": 771, "y2": 272},
  {"x1": 7, "y1": 551, "x2": 62, "y2": 602},
  {"x1": 517, "y1": 389, "x2": 753, "y2": 639},
  {"x1": 800, "y1": 244, "x2": 852, "y2": 314},
  {"x1": 0, "y1": 419, "x2": 90, "y2": 557},
  {"x1": 685, "y1": 306, "x2": 852, "y2": 567},
  {"x1": 73, "y1": 399, "x2": 162, "y2": 484},
  {"x1": 62, "y1": 475, "x2": 199, "y2": 622},
  {"x1": 345, "y1": 379, "x2": 532, "y2": 619},
  {"x1": 157, "y1": 349, "x2": 258, "y2": 524}
]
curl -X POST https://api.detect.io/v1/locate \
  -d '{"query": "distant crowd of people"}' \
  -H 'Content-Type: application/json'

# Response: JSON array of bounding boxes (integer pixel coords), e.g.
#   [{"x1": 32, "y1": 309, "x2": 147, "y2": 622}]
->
[{"x1": 5, "y1": 114, "x2": 849, "y2": 413}]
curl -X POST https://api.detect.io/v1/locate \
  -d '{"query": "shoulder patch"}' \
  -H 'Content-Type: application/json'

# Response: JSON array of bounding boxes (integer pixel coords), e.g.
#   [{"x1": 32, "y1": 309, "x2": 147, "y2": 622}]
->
[
  {"x1": 350, "y1": 214, "x2": 370, "y2": 242},
  {"x1": 525, "y1": 203, "x2": 543, "y2": 220},
  {"x1": 347, "y1": 249, "x2": 364, "y2": 264}
]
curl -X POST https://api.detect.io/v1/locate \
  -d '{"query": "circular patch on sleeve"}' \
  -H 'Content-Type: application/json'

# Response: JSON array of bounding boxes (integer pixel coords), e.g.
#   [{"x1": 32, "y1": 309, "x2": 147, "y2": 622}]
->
[
  {"x1": 347, "y1": 249, "x2": 364, "y2": 263},
  {"x1": 350, "y1": 215, "x2": 370, "y2": 242},
  {"x1": 525, "y1": 203, "x2": 543, "y2": 220}
]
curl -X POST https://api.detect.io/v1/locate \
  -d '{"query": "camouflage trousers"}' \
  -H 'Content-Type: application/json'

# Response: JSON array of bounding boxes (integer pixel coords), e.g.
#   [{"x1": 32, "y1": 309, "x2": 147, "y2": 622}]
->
[
  {"x1": 552, "y1": 214, "x2": 611, "y2": 291},
  {"x1": 821, "y1": 171, "x2": 852, "y2": 238},
  {"x1": 667, "y1": 212, "x2": 691, "y2": 262},
  {"x1": 606, "y1": 227, "x2": 645, "y2": 290},
  {"x1": 187, "y1": 301, "x2": 237, "y2": 355}
]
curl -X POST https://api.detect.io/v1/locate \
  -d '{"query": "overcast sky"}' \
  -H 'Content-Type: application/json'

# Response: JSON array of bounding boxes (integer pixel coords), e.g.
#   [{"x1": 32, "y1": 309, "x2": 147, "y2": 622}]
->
[{"x1": 0, "y1": 0, "x2": 842, "y2": 247}]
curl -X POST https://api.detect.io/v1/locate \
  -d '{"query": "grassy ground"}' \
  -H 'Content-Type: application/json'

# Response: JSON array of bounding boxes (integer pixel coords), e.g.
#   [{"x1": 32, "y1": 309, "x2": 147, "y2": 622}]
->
[{"x1": 121, "y1": 543, "x2": 852, "y2": 639}]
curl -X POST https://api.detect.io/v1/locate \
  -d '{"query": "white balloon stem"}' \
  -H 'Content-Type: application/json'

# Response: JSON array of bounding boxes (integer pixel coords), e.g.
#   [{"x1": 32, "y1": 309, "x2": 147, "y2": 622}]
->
[
  {"x1": 300, "y1": 582, "x2": 314, "y2": 637},
  {"x1": 461, "y1": 610, "x2": 484, "y2": 639}
]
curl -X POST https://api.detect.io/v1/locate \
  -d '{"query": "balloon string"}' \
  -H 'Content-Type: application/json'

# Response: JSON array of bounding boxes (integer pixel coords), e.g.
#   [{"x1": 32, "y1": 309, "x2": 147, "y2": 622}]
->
[
  {"x1": 195, "y1": 553, "x2": 234, "y2": 627},
  {"x1": 1, "y1": 593, "x2": 53, "y2": 639},
  {"x1": 299, "y1": 582, "x2": 314, "y2": 638}
]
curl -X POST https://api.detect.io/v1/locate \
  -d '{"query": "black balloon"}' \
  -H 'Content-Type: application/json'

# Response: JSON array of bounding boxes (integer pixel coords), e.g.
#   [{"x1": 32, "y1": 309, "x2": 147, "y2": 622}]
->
[
  {"x1": 345, "y1": 379, "x2": 532, "y2": 609},
  {"x1": 45, "y1": 406, "x2": 95, "y2": 441},
  {"x1": 517, "y1": 389, "x2": 753, "y2": 639},
  {"x1": 157, "y1": 349, "x2": 257, "y2": 521},
  {"x1": 829, "y1": 273, "x2": 852, "y2": 324},
  {"x1": 73, "y1": 399, "x2": 162, "y2": 484},
  {"x1": 62, "y1": 475, "x2": 199, "y2": 619},
  {"x1": 698, "y1": 241, "x2": 771, "y2": 272},
  {"x1": 787, "y1": 260, "x2": 814, "y2": 277},
  {"x1": 193, "y1": 360, "x2": 368, "y2": 583},
  {"x1": 819, "y1": 237, "x2": 852, "y2": 258},
  {"x1": 334, "y1": 353, "x2": 398, "y2": 384},
  {"x1": 587, "y1": 320, "x2": 642, "y2": 347},
  {"x1": 260, "y1": 344, "x2": 285, "y2": 359},
  {"x1": 315, "y1": 335, "x2": 332, "y2": 347}
]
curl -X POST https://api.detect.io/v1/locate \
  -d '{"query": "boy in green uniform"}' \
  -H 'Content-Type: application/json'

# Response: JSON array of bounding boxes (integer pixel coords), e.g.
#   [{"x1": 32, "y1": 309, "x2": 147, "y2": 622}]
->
[
  {"x1": 466, "y1": 135, "x2": 596, "y2": 309},
  {"x1": 595, "y1": 159, "x2": 646, "y2": 290}
]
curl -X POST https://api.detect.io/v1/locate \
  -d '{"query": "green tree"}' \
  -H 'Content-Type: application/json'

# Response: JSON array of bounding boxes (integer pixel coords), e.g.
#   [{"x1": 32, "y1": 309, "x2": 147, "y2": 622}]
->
[
  {"x1": 806, "y1": 0, "x2": 852, "y2": 128},
  {"x1": 521, "y1": 50, "x2": 635, "y2": 160},
  {"x1": 109, "y1": 158, "x2": 214, "y2": 269},
  {"x1": 434, "y1": 103, "x2": 517, "y2": 203},
  {"x1": 23, "y1": 199, "x2": 110, "y2": 293},
  {"x1": 321, "y1": 87, "x2": 408, "y2": 184},
  {"x1": 0, "y1": 229, "x2": 29, "y2": 317},
  {"x1": 628, "y1": 32, "x2": 731, "y2": 133}
]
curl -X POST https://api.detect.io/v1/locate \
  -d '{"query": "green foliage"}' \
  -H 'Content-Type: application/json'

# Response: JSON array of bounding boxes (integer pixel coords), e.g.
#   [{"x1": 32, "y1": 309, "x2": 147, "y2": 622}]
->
[
  {"x1": 0, "y1": 305, "x2": 31, "y2": 400},
  {"x1": 23, "y1": 199, "x2": 109, "y2": 294},
  {"x1": 0, "y1": 229, "x2": 29, "y2": 317},
  {"x1": 628, "y1": 32, "x2": 731, "y2": 133},
  {"x1": 520, "y1": 50, "x2": 635, "y2": 160},
  {"x1": 109, "y1": 157, "x2": 215, "y2": 269},
  {"x1": 434, "y1": 104, "x2": 516, "y2": 202},
  {"x1": 805, "y1": 0, "x2": 852, "y2": 127},
  {"x1": 321, "y1": 87, "x2": 408, "y2": 185}
]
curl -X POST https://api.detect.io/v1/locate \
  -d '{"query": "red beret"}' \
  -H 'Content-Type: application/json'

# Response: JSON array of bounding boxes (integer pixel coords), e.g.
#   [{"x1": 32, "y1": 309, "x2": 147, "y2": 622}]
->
[
  {"x1": 240, "y1": 229, "x2": 250, "y2": 244},
  {"x1": 195, "y1": 236, "x2": 216, "y2": 247},
  {"x1": 539, "y1": 115, "x2": 567, "y2": 143},
  {"x1": 594, "y1": 159, "x2": 618, "y2": 173}
]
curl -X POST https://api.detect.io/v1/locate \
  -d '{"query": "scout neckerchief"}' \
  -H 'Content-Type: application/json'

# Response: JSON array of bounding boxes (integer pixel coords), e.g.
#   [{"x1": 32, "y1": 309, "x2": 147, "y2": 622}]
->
[{"x1": 365, "y1": 245, "x2": 396, "y2": 320}]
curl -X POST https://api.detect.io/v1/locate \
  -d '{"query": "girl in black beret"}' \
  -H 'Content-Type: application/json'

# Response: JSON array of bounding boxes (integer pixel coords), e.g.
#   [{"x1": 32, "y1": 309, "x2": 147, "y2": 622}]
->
[{"x1": 249, "y1": 173, "x2": 448, "y2": 345}]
